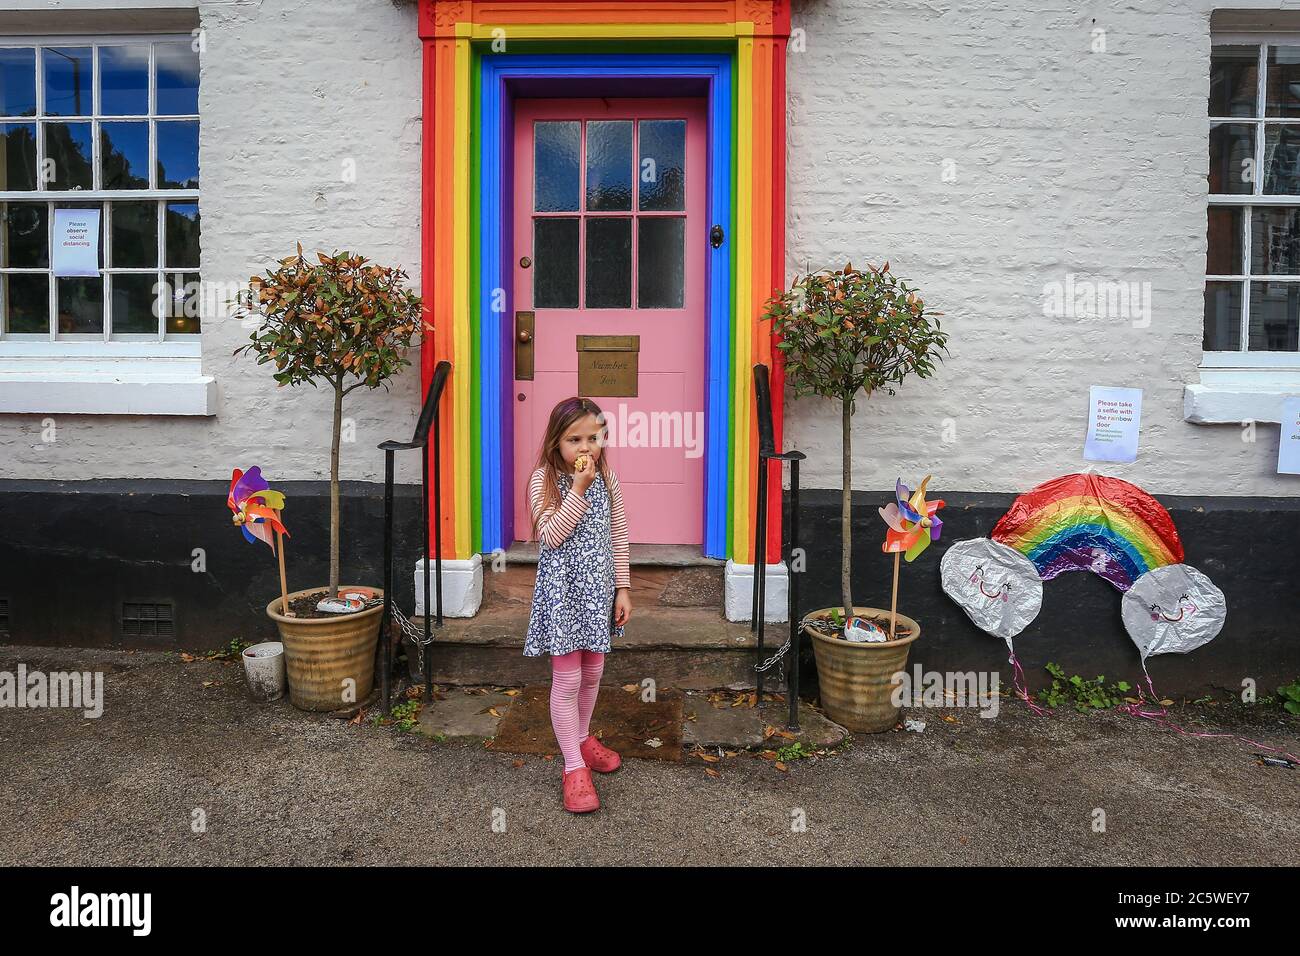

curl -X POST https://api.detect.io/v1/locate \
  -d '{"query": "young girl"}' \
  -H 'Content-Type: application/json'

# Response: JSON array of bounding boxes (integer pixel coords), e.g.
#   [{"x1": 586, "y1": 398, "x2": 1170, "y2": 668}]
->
[{"x1": 525, "y1": 397, "x2": 633, "y2": 813}]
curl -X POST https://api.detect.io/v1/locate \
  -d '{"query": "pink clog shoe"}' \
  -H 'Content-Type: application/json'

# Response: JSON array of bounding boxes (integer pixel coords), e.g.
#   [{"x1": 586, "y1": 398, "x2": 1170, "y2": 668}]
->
[
  {"x1": 562, "y1": 766, "x2": 599, "y2": 813},
  {"x1": 580, "y1": 734, "x2": 622, "y2": 773}
]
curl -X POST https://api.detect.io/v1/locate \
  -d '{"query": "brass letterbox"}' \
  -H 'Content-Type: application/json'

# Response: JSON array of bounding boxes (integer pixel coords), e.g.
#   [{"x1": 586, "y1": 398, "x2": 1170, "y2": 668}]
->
[{"x1": 576, "y1": 334, "x2": 639, "y2": 397}]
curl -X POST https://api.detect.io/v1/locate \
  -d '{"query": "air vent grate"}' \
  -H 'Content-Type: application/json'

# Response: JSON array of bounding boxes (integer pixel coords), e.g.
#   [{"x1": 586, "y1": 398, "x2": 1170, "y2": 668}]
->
[{"x1": 122, "y1": 602, "x2": 174, "y2": 639}]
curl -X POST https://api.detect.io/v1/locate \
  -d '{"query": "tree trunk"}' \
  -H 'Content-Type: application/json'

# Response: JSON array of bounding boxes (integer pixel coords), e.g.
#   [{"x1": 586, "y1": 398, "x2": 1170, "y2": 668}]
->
[
  {"x1": 329, "y1": 379, "x2": 343, "y2": 598},
  {"x1": 841, "y1": 396, "x2": 852, "y2": 623}
]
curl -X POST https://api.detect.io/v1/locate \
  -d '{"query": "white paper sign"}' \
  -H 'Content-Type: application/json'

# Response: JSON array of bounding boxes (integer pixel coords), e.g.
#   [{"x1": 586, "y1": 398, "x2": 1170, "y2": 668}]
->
[
  {"x1": 52, "y1": 208, "x2": 101, "y2": 277},
  {"x1": 1084, "y1": 385, "x2": 1142, "y2": 463},
  {"x1": 1279, "y1": 396, "x2": 1300, "y2": 475}
]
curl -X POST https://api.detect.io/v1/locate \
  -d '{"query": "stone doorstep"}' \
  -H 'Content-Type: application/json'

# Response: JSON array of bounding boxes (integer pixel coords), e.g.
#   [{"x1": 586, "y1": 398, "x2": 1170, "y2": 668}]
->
[
  {"x1": 413, "y1": 685, "x2": 849, "y2": 753},
  {"x1": 408, "y1": 601, "x2": 792, "y2": 690}
]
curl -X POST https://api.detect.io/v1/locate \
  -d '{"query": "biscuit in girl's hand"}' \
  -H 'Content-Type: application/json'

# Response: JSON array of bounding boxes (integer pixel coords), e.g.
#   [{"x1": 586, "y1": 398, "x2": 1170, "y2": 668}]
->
[{"x1": 574, "y1": 454, "x2": 589, "y2": 473}]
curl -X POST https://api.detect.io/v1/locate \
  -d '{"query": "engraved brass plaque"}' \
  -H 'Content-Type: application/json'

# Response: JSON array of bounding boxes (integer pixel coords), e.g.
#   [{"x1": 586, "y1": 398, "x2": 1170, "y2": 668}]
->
[{"x1": 576, "y1": 334, "x2": 639, "y2": 397}]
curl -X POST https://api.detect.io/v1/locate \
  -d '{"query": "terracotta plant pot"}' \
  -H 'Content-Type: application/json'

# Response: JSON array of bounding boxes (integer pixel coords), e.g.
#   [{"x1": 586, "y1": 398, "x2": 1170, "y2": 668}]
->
[
  {"x1": 806, "y1": 606, "x2": 920, "y2": 733},
  {"x1": 265, "y1": 586, "x2": 384, "y2": 712}
]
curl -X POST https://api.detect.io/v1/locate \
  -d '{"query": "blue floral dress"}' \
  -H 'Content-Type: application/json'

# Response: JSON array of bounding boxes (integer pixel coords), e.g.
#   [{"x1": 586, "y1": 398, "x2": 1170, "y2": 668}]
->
[{"x1": 524, "y1": 469, "x2": 625, "y2": 657}]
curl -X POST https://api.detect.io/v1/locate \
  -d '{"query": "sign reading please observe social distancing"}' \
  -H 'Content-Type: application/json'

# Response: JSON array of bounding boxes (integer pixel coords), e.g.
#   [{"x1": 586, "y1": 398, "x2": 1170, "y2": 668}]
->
[{"x1": 52, "y1": 207, "x2": 101, "y2": 278}]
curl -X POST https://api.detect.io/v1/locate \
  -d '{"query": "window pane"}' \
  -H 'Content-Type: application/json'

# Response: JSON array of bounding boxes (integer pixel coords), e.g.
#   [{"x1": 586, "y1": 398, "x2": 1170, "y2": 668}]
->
[
  {"x1": 111, "y1": 201, "x2": 157, "y2": 267},
  {"x1": 43, "y1": 47, "x2": 92, "y2": 117},
  {"x1": 1263, "y1": 124, "x2": 1300, "y2": 194},
  {"x1": 99, "y1": 46, "x2": 149, "y2": 116},
  {"x1": 1249, "y1": 281, "x2": 1300, "y2": 350},
  {"x1": 1209, "y1": 123, "x2": 1254, "y2": 194},
  {"x1": 1, "y1": 273, "x2": 48, "y2": 333},
  {"x1": 163, "y1": 271, "x2": 200, "y2": 334},
  {"x1": 56, "y1": 277, "x2": 103, "y2": 333},
  {"x1": 638, "y1": 217, "x2": 684, "y2": 308},
  {"x1": 638, "y1": 120, "x2": 685, "y2": 211},
  {"x1": 0, "y1": 123, "x2": 37, "y2": 190},
  {"x1": 110, "y1": 272, "x2": 161, "y2": 334},
  {"x1": 1211, "y1": 46, "x2": 1258, "y2": 117},
  {"x1": 1203, "y1": 281, "x2": 1242, "y2": 350},
  {"x1": 533, "y1": 218, "x2": 578, "y2": 308},
  {"x1": 586, "y1": 121, "x2": 632, "y2": 211},
  {"x1": 1207, "y1": 206, "x2": 1243, "y2": 275},
  {"x1": 154, "y1": 43, "x2": 199, "y2": 115},
  {"x1": 534, "y1": 121, "x2": 579, "y2": 212},
  {"x1": 585, "y1": 217, "x2": 631, "y2": 308},
  {"x1": 1, "y1": 202, "x2": 48, "y2": 268},
  {"x1": 1266, "y1": 46, "x2": 1300, "y2": 117},
  {"x1": 46, "y1": 121, "x2": 94, "y2": 189},
  {"x1": 0, "y1": 49, "x2": 36, "y2": 117},
  {"x1": 156, "y1": 120, "x2": 199, "y2": 188},
  {"x1": 1249, "y1": 207, "x2": 1300, "y2": 274},
  {"x1": 165, "y1": 201, "x2": 200, "y2": 268},
  {"x1": 101, "y1": 121, "x2": 150, "y2": 189}
]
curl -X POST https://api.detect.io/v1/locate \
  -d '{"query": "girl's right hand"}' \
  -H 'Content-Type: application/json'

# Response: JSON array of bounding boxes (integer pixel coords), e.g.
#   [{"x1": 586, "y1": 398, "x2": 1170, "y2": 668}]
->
[{"x1": 572, "y1": 455, "x2": 595, "y2": 492}]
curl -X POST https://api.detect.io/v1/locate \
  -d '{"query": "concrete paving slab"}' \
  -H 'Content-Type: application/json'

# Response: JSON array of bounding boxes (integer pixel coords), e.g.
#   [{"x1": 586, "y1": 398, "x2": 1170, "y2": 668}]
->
[{"x1": 415, "y1": 688, "x2": 515, "y2": 742}]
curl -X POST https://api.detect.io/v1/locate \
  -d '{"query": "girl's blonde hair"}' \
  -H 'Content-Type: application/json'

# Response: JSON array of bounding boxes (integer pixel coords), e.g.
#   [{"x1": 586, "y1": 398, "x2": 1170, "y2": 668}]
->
[{"x1": 530, "y1": 396, "x2": 613, "y2": 538}]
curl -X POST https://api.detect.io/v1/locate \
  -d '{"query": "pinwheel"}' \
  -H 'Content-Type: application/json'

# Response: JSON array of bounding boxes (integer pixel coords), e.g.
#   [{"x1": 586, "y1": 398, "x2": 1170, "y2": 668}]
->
[
  {"x1": 879, "y1": 476, "x2": 945, "y2": 638},
  {"x1": 228, "y1": 466, "x2": 292, "y2": 615}
]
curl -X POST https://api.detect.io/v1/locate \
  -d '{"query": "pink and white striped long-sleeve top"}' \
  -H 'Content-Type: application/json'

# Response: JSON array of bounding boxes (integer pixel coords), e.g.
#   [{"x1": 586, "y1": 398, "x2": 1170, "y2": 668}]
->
[{"x1": 529, "y1": 465, "x2": 631, "y2": 589}]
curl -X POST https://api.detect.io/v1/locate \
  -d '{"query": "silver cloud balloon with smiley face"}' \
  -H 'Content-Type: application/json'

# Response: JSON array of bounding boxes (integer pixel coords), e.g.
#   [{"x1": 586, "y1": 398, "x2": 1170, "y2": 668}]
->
[{"x1": 1120, "y1": 564, "x2": 1226, "y2": 660}]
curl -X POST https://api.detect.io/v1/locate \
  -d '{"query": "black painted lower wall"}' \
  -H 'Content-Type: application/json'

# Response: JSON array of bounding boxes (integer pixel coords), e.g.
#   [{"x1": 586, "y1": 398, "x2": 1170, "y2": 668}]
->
[
  {"x1": 1, "y1": 480, "x2": 1296, "y2": 694},
  {"x1": 0, "y1": 479, "x2": 424, "y2": 652},
  {"x1": 783, "y1": 490, "x2": 1300, "y2": 694}
]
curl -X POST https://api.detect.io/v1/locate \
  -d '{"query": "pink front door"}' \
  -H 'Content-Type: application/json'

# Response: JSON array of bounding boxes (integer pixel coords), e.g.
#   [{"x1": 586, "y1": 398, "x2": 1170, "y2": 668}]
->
[{"x1": 512, "y1": 97, "x2": 708, "y2": 546}]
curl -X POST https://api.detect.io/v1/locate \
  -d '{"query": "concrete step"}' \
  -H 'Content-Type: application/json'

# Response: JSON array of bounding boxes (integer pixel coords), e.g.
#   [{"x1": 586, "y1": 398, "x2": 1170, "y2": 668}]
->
[{"x1": 411, "y1": 601, "x2": 777, "y2": 691}]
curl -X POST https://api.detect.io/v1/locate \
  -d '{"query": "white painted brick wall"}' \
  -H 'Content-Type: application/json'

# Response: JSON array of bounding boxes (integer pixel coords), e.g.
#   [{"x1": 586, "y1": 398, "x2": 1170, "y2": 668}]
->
[
  {"x1": 785, "y1": 0, "x2": 1294, "y2": 497},
  {"x1": 1, "y1": 0, "x2": 1295, "y2": 501}
]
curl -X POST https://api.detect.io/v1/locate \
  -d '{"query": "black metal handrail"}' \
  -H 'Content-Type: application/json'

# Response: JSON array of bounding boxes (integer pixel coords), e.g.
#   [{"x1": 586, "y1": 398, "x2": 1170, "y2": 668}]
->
[
  {"x1": 752, "y1": 363, "x2": 806, "y2": 731},
  {"x1": 378, "y1": 359, "x2": 451, "y2": 715}
]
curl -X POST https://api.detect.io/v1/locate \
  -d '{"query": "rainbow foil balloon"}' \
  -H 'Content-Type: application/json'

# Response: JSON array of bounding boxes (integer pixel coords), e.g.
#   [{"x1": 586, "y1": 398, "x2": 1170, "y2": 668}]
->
[{"x1": 940, "y1": 473, "x2": 1225, "y2": 664}]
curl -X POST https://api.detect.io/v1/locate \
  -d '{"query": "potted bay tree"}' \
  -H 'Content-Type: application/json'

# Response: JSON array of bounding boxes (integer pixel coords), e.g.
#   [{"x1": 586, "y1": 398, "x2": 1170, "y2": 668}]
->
[
  {"x1": 763, "y1": 262, "x2": 948, "y2": 732},
  {"x1": 235, "y1": 246, "x2": 423, "y2": 711}
]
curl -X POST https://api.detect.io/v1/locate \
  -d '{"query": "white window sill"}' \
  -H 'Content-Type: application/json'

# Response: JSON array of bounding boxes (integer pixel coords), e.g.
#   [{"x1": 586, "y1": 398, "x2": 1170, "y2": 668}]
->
[
  {"x1": 0, "y1": 371, "x2": 216, "y2": 416},
  {"x1": 1184, "y1": 361, "x2": 1300, "y2": 423}
]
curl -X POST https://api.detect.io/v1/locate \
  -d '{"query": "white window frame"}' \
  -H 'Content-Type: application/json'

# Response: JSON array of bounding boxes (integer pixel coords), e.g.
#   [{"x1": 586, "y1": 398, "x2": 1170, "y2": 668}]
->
[
  {"x1": 1191, "y1": 30, "x2": 1300, "y2": 423},
  {"x1": 0, "y1": 31, "x2": 211, "y2": 415}
]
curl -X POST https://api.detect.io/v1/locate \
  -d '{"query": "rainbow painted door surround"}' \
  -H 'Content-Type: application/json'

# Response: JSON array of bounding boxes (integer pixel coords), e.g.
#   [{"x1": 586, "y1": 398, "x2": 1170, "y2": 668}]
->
[{"x1": 418, "y1": 0, "x2": 790, "y2": 566}]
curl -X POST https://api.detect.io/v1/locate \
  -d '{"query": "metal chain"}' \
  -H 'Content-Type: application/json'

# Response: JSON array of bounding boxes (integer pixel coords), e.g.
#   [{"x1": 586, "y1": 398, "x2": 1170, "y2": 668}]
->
[
  {"x1": 754, "y1": 636, "x2": 791, "y2": 675},
  {"x1": 385, "y1": 601, "x2": 435, "y2": 647}
]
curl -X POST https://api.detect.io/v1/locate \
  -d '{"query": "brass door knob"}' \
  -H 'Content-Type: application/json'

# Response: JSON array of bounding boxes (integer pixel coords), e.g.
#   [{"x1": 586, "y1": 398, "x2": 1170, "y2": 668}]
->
[{"x1": 518, "y1": 329, "x2": 532, "y2": 343}]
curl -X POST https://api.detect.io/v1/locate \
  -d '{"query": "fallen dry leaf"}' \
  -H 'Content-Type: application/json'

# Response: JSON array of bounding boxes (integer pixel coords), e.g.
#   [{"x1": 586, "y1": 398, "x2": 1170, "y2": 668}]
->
[
  {"x1": 512, "y1": 759, "x2": 525, "y2": 768},
  {"x1": 622, "y1": 683, "x2": 639, "y2": 693},
  {"x1": 697, "y1": 752, "x2": 720, "y2": 763},
  {"x1": 179, "y1": 653, "x2": 195, "y2": 663},
  {"x1": 704, "y1": 767, "x2": 721, "y2": 778},
  {"x1": 503, "y1": 689, "x2": 521, "y2": 697},
  {"x1": 644, "y1": 737, "x2": 663, "y2": 749},
  {"x1": 774, "y1": 761, "x2": 788, "y2": 772}
]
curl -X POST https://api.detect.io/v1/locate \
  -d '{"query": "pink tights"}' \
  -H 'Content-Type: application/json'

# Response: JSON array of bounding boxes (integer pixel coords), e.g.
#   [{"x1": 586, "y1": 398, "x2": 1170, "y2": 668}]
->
[{"x1": 550, "y1": 650, "x2": 605, "y2": 772}]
